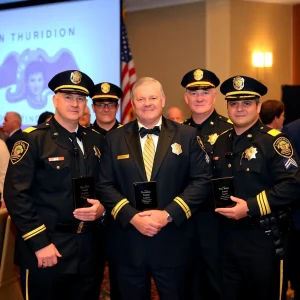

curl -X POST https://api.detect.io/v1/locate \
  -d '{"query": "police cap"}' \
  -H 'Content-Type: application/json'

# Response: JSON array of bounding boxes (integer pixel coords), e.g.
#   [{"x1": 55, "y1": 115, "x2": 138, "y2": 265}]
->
[
  {"x1": 220, "y1": 75, "x2": 267, "y2": 100},
  {"x1": 48, "y1": 70, "x2": 94, "y2": 96},
  {"x1": 91, "y1": 82, "x2": 123, "y2": 102},
  {"x1": 181, "y1": 68, "x2": 220, "y2": 90}
]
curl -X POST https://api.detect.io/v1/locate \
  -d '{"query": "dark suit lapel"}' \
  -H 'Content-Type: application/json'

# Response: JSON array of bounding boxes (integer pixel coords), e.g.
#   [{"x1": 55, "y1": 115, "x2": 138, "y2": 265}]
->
[
  {"x1": 125, "y1": 121, "x2": 147, "y2": 181},
  {"x1": 151, "y1": 118, "x2": 175, "y2": 180}
]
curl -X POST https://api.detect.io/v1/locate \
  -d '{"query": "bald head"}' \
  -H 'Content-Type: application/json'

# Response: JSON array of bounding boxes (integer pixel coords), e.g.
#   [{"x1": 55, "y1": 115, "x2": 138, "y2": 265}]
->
[
  {"x1": 167, "y1": 107, "x2": 184, "y2": 123},
  {"x1": 3, "y1": 112, "x2": 22, "y2": 134}
]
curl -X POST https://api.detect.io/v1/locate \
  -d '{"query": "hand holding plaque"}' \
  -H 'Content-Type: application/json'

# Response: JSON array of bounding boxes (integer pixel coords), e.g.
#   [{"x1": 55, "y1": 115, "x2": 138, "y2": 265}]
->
[
  {"x1": 134, "y1": 181, "x2": 158, "y2": 211},
  {"x1": 211, "y1": 177, "x2": 236, "y2": 208},
  {"x1": 72, "y1": 176, "x2": 95, "y2": 208}
]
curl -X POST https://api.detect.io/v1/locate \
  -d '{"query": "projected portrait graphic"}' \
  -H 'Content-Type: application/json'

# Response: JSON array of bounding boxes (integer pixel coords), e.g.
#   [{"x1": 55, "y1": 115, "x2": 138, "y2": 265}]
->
[{"x1": 0, "y1": 48, "x2": 79, "y2": 109}]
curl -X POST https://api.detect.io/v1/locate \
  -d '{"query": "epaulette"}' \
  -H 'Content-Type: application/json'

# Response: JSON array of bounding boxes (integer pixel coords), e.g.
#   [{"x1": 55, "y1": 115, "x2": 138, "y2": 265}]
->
[
  {"x1": 117, "y1": 124, "x2": 123, "y2": 129},
  {"x1": 219, "y1": 128, "x2": 234, "y2": 136},
  {"x1": 23, "y1": 122, "x2": 50, "y2": 133},
  {"x1": 267, "y1": 128, "x2": 281, "y2": 137},
  {"x1": 217, "y1": 115, "x2": 233, "y2": 125},
  {"x1": 91, "y1": 128, "x2": 100, "y2": 134},
  {"x1": 259, "y1": 126, "x2": 281, "y2": 137},
  {"x1": 23, "y1": 127, "x2": 37, "y2": 134}
]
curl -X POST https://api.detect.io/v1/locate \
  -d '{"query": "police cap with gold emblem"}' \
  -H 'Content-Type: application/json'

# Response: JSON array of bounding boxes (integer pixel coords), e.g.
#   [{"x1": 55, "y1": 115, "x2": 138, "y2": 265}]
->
[
  {"x1": 48, "y1": 70, "x2": 94, "y2": 96},
  {"x1": 91, "y1": 82, "x2": 123, "y2": 102},
  {"x1": 181, "y1": 68, "x2": 220, "y2": 90},
  {"x1": 220, "y1": 75, "x2": 267, "y2": 100}
]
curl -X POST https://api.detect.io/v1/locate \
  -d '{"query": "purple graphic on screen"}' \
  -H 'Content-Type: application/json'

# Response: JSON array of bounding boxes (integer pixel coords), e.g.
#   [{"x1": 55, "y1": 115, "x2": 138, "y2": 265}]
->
[{"x1": 0, "y1": 48, "x2": 79, "y2": 109}]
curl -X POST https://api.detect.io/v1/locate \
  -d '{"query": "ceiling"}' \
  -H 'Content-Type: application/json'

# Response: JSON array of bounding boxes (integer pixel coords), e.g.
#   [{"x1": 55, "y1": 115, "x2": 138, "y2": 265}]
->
[{"x1": 123, "y1": 0, "x2": 300, "y2": 12}]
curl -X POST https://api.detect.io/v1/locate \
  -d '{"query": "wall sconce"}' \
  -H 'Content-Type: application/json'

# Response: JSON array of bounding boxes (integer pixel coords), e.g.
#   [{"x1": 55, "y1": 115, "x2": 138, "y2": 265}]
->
[
  {"x1": 252, "y1": 51, "x2": 272, "y2": 82},
  {"x1": 252, "y1": 52, "x2": 273, "y2": 68}
]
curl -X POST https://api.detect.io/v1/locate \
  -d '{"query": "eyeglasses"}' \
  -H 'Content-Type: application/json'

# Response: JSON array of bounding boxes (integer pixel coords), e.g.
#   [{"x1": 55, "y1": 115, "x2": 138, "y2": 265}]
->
[{"x1": 94, "y1": 102, "x2": 117, "y2": 109}]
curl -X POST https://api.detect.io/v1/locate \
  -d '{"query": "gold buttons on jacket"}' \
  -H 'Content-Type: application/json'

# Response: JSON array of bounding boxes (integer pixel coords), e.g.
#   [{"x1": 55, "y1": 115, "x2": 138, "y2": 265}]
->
[
  {"x1": 246, "y1": 168, "x2": 250, "y2": 171},
  {"x1": 56, "y1": 166, "x2": 60, "y2": 169},
  {"x1": 228, "y1": 164, "x2": 231, "y2": 168}
]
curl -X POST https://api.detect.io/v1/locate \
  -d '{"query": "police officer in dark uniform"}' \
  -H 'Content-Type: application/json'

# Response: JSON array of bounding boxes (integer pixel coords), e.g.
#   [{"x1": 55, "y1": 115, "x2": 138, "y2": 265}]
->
[
  {"x1": 181, "y1": 68, "x2": 232, "y2": 300},
  {"x1": 213, "y1": 75, "x2": 300, "y2": 300},
  {"x1": 4, "y1": 70, "x2": 106, "y2": 300},
  {"x1": 91, "y1": 82, "x2": 123, "y2": 300},
  {"x1": 91, "y1": 82, "x2": 123, "y2": 136}
]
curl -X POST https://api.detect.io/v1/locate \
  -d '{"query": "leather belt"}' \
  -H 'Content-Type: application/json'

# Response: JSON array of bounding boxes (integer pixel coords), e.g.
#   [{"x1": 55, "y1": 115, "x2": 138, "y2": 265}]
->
[{"x1": 55, "y1": 221, "x2": 102, "y2": 234}]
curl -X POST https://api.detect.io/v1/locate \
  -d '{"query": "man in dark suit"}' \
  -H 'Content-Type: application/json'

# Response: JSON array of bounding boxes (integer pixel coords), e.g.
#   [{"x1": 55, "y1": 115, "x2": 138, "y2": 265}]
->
[
  {"x1": 4, "y1": 70, "x2": 106, "y2": 300},
  {"x1": 3, "y1": 111, "x2": 22, "y2": 152},
  {"x1": 98, "y1": 77, "x2": 212, "y2": 300}
]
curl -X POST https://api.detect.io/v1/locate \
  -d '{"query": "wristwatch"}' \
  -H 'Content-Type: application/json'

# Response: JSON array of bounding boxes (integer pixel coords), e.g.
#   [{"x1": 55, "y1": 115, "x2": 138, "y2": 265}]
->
[{"x1": 166, "y1": 212, "x2": 173, "y2": 223}]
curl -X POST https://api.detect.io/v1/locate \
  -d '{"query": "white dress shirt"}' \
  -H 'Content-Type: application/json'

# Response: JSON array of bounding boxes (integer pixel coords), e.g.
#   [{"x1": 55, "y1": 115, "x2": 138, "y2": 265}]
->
[{"x1": 138, "y1": 117, "x2": 162, "y2": 152}]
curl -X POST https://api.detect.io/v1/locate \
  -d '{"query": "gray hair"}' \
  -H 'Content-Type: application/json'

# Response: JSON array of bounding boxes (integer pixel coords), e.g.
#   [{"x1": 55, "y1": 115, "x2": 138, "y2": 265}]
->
[{"x1": 131, "y1": 77, "x2": 165, "y2": 99}]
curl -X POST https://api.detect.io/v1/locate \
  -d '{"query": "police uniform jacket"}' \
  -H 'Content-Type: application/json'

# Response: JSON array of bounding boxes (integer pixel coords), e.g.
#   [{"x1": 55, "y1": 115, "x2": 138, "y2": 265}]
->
[
  {"x1": 213, "y1": 121, "x2": 300, "y2": 218},
  {"x1": 183, "y1": 110, "x2": 232, "y2": 159},
  {"x1": 4, "y1": 117, "x2": 104, "y2": 271},
  {"x1": 184, "y1": 110, "x2": 232, "y2": 211},
  {"x1": 92, "y1": 119, "x2": 122, "y2": 136},
  {"x1": 98, "y1": 117, "x2": 212, "y2": 268}
]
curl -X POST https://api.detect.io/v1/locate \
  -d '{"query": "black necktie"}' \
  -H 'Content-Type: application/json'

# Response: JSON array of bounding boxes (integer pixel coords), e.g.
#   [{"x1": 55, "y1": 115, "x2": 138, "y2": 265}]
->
[
  {"x1": 139, "y1": 126, "x2": 161, "y2": 138},
  {"x1": 70, "y1": 132, "x2": 87, "y2": 177}
]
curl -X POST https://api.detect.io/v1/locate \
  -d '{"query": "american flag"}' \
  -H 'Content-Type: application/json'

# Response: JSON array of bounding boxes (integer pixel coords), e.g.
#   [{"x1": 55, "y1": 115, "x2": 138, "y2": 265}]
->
[{"x1": 121, "y1": 16, "x2": 137, "y2": 124}]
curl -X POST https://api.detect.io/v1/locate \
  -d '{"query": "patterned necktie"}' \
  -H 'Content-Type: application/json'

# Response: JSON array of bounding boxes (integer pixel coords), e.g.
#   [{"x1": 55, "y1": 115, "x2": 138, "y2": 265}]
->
[{"x1": 143, "y1": 134, "x2": 155, "y2": 181}]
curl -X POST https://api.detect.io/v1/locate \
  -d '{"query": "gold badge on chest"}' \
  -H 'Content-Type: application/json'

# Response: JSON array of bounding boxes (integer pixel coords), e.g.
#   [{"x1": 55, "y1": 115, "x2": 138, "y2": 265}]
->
[
  {"x1": 244, "y1": 146, "x2": 258, "y2": 161},
  {"x1": 208, "y1": 133, "x2": 219, "y2": 145},
  {"x1": 171, "y1": 143, "x2": 182, "y2": 155}
]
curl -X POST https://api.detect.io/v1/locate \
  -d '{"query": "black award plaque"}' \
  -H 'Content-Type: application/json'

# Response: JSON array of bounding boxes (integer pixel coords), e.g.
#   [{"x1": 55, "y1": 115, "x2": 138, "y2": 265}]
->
[
  {"x1": 134, "y1": 181, "x2": 158, "y2": 211},
  {"x1": 72, "y1": 176, "x2": 95, "y2": 208},
  {"x1": 211, "y1": 177, "x2": 236, "y2": 208}
]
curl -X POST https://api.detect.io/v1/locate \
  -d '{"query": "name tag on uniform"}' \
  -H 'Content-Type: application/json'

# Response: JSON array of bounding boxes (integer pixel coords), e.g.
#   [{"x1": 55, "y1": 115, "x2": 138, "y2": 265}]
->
[
  {"x1": 117, "y1": 154, "x2": 129, "y2": 160},
  {"x1": 48, "y1": 157, "x2": 65, "y2": 162}
]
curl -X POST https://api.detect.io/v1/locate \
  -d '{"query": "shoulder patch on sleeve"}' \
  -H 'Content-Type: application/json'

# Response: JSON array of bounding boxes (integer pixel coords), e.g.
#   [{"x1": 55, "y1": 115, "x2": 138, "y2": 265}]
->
[
  {"x1": 23, "y1": 127, "x2": 37, "y2": 134},
  {"x1": 273, "y1": 136, "x2": 293, "y2": 158},
  {"x1": 11, "y1": 140, "x2": 29, "y2": 164},
  {"x1": 267, "y1": 128, "x2": 281, "y2": 137}
]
